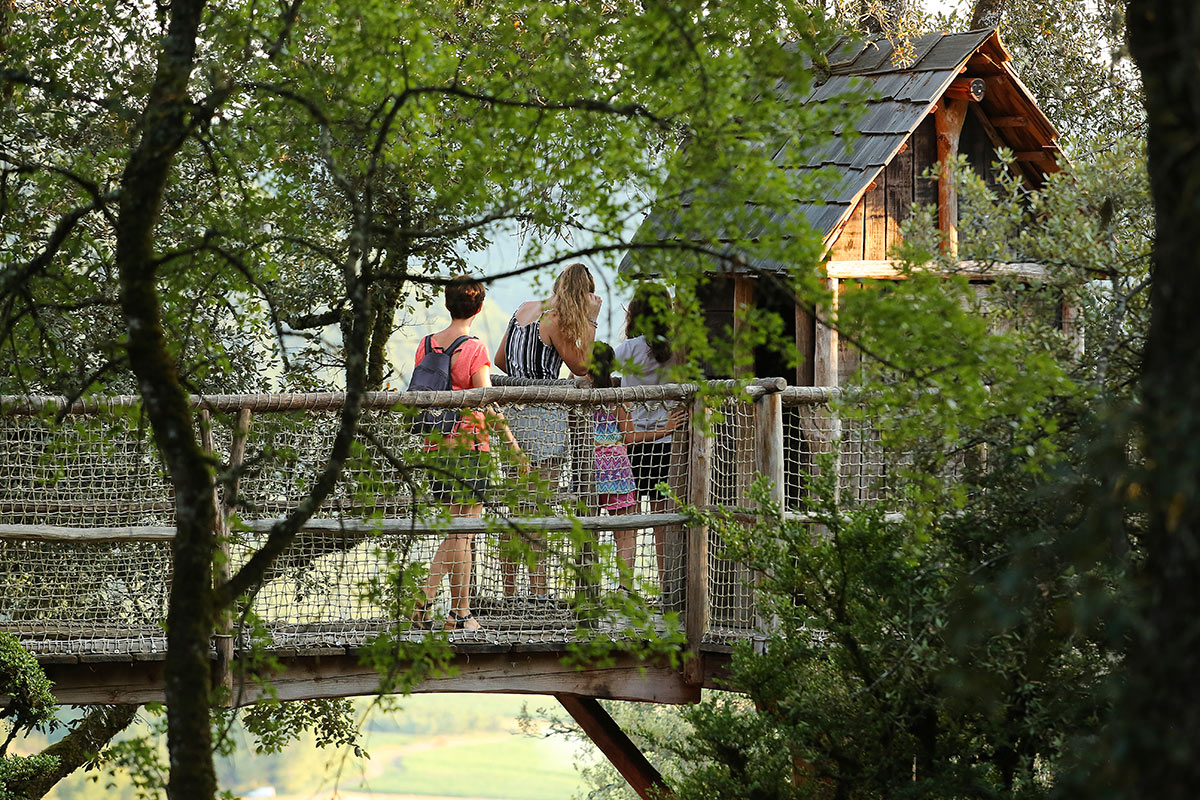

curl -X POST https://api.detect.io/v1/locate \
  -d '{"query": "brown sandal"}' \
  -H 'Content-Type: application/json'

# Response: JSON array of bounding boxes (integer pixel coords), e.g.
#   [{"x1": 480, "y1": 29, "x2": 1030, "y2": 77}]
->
[{"x1": 411, "y1": 599, "x2": 434, "y2": 630}]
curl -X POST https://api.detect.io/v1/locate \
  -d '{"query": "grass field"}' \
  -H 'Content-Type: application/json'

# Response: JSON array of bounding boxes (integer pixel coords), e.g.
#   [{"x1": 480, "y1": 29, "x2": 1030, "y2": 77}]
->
[
  {"x1": 348, "y1": 694, "x2": 585, "y2": 800},
  {"x1": 24, "y1": 692, "x2": 592, "y2": 800},
  {"x1": 348, "y1": 730, "x2": 582, "y2": 799},
  {"x1": 230, "y1": 693, "x2": 590, "y2": 800}
]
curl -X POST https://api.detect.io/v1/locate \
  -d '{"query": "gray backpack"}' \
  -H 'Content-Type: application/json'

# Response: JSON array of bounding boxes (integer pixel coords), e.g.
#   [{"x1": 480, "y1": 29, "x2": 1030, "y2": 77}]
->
[{"x1": 409, "y1": 334, "x2": 474, "y2": 436}]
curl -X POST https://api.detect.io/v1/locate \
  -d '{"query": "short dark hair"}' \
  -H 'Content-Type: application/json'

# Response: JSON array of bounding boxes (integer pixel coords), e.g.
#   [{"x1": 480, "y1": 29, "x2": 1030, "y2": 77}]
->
[{"x1": 445, "y1": 277, "x2": 486, "y2": 319}]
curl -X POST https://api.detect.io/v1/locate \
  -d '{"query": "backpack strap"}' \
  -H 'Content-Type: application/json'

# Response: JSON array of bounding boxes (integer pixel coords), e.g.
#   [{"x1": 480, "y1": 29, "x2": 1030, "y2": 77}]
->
[
  {"x1": 444, "y1": 335, "x2": 474, "y2": 356},
  {"x1": 426, "y1": 334, "x2": 474, "y2": 355}
]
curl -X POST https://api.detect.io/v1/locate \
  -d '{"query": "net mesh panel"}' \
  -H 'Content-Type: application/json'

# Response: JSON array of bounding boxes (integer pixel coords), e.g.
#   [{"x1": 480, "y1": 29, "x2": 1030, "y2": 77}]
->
[
  {"x1": 0, "y1": 411, "x2": 173, "y2": 527},
  {"x1": 781, "y1": 393, "x2": 899, "y2": 512},
  {"x1": 0, "y1": 539, "x2": 171, "y2": 658},
  {"x1": 0, "y1": 392, "x2": 694, "y2": 656},
  {"x1": 704, "y1": 398, "x2": 758, "y2": 644}
]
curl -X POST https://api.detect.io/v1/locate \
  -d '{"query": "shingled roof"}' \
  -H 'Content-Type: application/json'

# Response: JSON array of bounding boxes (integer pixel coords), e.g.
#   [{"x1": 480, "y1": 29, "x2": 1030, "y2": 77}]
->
[{"x1": 619, "y1": 28, "x2": 1060, "y2": 275}]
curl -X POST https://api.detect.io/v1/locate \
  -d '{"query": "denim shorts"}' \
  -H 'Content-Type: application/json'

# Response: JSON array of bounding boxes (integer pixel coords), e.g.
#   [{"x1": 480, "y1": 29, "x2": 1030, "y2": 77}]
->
[{"x1": 505, "y1": 405, "x2": 569, "y2": 467}]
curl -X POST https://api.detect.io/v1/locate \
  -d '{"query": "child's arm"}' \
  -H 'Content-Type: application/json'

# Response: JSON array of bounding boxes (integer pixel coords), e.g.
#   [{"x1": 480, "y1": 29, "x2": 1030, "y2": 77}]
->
[{"x1": 619, "y1": 405, "x2": 687, "y2": 444}]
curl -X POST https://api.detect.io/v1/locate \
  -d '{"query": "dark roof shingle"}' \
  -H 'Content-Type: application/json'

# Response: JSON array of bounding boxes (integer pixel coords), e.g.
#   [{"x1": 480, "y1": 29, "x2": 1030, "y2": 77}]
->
[{"x1": 619, "y1": 28, "x2": 1053, "y2": 276}]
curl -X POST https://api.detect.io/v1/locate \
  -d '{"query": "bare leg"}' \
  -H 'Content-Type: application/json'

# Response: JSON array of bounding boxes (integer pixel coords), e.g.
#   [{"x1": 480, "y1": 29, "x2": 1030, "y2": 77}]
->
[
  {"x1": 529, "y1": 463, "x2": 561, "y2": 596},
  {"x1": 501, "y1": 532, "x2": 518, "y2": 599},
  {"x1": 446, "y1": 502, "x2": 482, "y2": 628},
  {"x1": 422, "y1": 503, "x2": 482, "y2": 630},
  {"x1": 650, "y1": 497, "x2": 669, "y2": 596},
  {"x1": 611, "y1": 505, "x2": 637, "y2": 591}
]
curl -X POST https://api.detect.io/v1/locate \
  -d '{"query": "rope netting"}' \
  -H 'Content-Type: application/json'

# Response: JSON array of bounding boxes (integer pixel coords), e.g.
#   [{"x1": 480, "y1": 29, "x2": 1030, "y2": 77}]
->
[{"x1": 0, "y1": 383, "x2": 917, "y2": 659}]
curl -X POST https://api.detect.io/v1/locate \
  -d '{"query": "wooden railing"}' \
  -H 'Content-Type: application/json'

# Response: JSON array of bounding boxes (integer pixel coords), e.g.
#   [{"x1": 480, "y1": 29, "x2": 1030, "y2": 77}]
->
[{"x1": 0, "y1": 381, "x2": 870, "y2": 676}]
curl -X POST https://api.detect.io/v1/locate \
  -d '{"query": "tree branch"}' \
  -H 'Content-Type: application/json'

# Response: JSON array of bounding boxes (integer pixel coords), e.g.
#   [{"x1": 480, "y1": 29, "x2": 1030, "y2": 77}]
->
[{"x1": 7, "y1": 706, "x2": 140, "y2": 799}]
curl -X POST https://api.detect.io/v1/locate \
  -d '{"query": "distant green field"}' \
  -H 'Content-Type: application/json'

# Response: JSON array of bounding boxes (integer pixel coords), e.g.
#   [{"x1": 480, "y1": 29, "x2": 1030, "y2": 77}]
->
[
  {"x1": 30, "y1": 692, "x2": 591, "y2": 800},
  {"x1": 351, "y1": 730, "x2": 582, "y2": 799},
  {"x1": 350, "y1": 693, "x2": 586, "y2": 800}
]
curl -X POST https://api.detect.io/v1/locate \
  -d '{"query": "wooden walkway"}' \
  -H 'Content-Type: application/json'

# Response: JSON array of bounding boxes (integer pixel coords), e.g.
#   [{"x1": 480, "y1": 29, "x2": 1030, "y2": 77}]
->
[{"x1": 0, "y1": 382, "x2": 874, "y2": 708}]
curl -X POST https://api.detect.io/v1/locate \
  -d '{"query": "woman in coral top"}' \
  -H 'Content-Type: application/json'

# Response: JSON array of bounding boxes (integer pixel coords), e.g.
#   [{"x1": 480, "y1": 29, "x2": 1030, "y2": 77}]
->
[{"x1": 412, "y1": 277, "x2": 520, "y2": 632}]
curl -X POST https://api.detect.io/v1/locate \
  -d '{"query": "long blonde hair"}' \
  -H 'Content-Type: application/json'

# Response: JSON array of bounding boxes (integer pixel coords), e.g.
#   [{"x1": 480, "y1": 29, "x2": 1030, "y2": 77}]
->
[{"x1": 548, "y1": 263, "x2": 595, "y2": 347}]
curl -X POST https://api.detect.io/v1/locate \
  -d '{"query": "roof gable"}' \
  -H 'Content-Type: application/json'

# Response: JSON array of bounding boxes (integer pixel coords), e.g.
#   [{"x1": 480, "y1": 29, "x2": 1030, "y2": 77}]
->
[{"x1": 620, "y1": 28, "x2": 1060, "y2": 275}]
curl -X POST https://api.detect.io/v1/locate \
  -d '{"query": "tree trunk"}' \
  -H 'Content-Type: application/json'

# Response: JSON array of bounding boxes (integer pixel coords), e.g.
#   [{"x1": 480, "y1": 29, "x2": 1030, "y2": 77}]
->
[
  {"x1": 114, "y1": 1, "x2": 217, "y2": 798},
  {"x1": 969, "y1": 0, "x2": 1004, "y2": 29},
  {"x1": 1124, "y1": 3, "x2": 1200, "y2": 796}
]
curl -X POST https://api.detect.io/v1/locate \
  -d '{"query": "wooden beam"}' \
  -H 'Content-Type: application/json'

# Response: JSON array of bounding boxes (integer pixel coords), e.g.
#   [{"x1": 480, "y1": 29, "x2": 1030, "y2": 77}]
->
[
  {"x1": 42, "y1": 650, "x2": 707, "y2": 707},
  {"x1": 823, "y1": 259, "x2": 1048, "y2": 282},
  {"x1": 935, "y1": 99, "x2": 969, "y2": 258},
  {"x1": 945, "y1": 77, "x2": 986, "y2": 103},
  {"x1": 557, "y1": 694, "x2": 674, "y2": 800},
  {"x1": 0, "y1": 513, "x2": 694, "y2": 542},
  {"x1": 1015, "y1": 150, "x2": 1057, "y2": 163},
  {"x1": 990, "y1": 115, "x2": 1029, "y2": 128}
]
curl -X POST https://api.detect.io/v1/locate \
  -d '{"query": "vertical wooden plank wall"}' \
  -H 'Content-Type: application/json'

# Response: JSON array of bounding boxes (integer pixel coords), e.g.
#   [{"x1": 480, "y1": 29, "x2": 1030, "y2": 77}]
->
[
  {"x1": 732, "y1": 275, "x2": 755, "y2": 378},
  {"x1": 913, "y1": 117, "x2": 940, "y2": 210},
  {"x1": 863, "y1": 181, "x2": 886, "y2": 260},
  {"x1": 828, "y1": 200, "x2": 865, "y2": 260},
  {"x1": 885, "y1": 141, "x2": 915, "y2": 251}
]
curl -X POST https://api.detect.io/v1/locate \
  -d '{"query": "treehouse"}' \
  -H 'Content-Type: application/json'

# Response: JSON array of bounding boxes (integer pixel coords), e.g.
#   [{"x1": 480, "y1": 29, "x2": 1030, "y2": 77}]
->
[
  {"x1": 0, "y1": 28, "x2": 1068, "y2": 800},
  {"x1": 620, "y1": 27, "x2": 1068, "y2": 383}
]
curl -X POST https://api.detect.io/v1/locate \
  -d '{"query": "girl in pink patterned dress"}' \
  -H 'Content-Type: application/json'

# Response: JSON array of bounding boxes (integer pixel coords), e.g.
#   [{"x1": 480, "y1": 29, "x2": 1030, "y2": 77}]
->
[{"x1": 589, "y1": 343, "x2": 639, "y2": 588}]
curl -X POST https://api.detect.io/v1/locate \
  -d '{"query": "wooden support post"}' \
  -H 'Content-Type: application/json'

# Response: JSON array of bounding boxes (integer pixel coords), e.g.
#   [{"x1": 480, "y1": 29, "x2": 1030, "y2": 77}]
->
[
  {"x1": 935, "y1": 98, "x2": 969, "y2": 258},
  {"x1": 556, "y1": 695, "x2": 674, "y2": 800},
  {"x1": 684, "y1": 395, "x2": 711, "y2": 686},
  {"x1": 731, "y1": 275, "x2": 756, "y2": 505},
  {"x1": 753, "y1": 389, "x2": 785, "y2": 640},
  {"x1": 809, "y1": 280, "x2": 843, "y2": 505},
  {"x1": 732, "y1": 275, "x2": 755, "y2": 378},
  {"x1": 813, "y1": 278, "x2": 839, "y2": 387},
  {"x1": 1061, "y1": 297, "x2": 1085, "y2": 359},
  {"x1": 199, "y1": 409, "x2": 231, "y2": 702},
  {"x1": 203, "y1": 407, "x2": 251, "y2": 703},
  {"x1": 754, "y1": 391, "x2": 785, "y2": 508}
]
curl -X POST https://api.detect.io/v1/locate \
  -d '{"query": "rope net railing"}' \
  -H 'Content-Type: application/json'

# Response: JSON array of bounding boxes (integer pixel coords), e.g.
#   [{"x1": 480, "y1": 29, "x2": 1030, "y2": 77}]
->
[{"x1": 0, "y1": 383, "x2": 916, "y2": 660}]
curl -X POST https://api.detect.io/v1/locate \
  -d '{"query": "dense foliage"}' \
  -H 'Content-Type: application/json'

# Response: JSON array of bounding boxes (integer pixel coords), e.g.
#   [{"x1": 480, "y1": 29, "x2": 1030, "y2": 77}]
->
[{"x1": 1, "y1": 0, "x2": 1180, "y2": 797}]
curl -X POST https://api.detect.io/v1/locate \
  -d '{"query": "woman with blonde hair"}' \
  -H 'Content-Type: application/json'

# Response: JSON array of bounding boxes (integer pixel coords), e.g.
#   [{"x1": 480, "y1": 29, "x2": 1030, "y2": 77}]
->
[
  {"x1": 494, "y1": 262, "x2": 601, "y2": 601},
  {"x1": 495, "y1": 262, "x2": 601, "y2": 381}
]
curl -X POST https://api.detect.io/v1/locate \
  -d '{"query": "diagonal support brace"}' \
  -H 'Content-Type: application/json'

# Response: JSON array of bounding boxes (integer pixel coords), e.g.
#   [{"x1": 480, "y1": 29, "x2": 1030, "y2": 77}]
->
[{"x1": 556, "y1": 694, "x2": 674, "y2": 800}]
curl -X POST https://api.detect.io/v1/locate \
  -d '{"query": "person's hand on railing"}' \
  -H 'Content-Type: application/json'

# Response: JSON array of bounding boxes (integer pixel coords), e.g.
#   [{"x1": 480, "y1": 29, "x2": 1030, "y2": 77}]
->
[
  {"x1": 663, "y1": 406, "x2": 689, "y2": 433},
  {"x1": 513, "y1": 447, "x2": 531, "y2": 477}
]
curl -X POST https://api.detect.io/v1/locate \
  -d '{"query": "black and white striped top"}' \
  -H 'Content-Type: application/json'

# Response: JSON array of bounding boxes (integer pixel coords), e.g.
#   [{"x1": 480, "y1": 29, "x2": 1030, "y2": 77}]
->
[{"x1": 504, "y1": 314, "x2": 563, "y2": 380}]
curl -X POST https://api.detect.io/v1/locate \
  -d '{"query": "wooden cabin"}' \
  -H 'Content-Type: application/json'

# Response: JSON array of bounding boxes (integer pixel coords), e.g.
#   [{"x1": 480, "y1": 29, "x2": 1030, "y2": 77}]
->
[{"x1": 621, "y1": 28, "x2": 1065, "y2": 383}]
